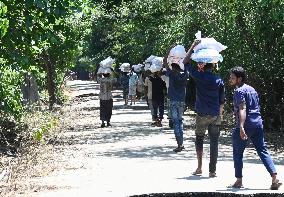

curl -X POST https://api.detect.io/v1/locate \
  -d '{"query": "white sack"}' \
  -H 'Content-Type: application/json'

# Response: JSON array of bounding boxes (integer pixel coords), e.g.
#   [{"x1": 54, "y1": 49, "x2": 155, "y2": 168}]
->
[
  {"x1": 193, "y1": 38, "x2": 227, "y2": 52},
  {"x1": 149, "y1": 64, "x2": 162, "y2": 73},
  {"x1": 145, "y1": 55, "x2": 157, "y2": 63},
  {"x1": 132, "y1": 64, "x2": 142, "y2": 72},
  {"x1": 151, "y1": 57, "x2": 163, "y2": 67},
  {"x1": 191, "y1": 48, "x2": 223, "y2": 63},
  {"x1": 120, "y1": 63, "x2": 131, "y2": 73},
  {"x1": 97, "y1": 67, "x2": 112, "y2": 74},
  {"x1": 167, "y1": 45, "x2": 186, "y2": 70},
  {"x1": 100, "y1": 57, "x2": 115, "y2": 68}
]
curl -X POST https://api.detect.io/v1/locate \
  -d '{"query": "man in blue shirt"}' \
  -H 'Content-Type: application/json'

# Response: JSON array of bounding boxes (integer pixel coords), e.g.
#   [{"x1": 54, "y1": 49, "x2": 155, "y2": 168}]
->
[
  {"x1": 163, "y1": 45, "x2": 188, "y2": 152},
  {"x1": 183, "y1": 40, "x2": 225, "y2": 178},
  {"x1": 228, "y1": 66, "x2": 281, "y2": 189}
]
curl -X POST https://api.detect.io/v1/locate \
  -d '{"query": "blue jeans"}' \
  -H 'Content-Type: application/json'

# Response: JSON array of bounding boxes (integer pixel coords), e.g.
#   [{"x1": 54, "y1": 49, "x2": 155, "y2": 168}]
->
[
  {"x1": 232, "y1": 127, "x2": 277, "y2": 178},
  {"x1": 170, "y1": 101, "x2": 185, "y2": 146}
]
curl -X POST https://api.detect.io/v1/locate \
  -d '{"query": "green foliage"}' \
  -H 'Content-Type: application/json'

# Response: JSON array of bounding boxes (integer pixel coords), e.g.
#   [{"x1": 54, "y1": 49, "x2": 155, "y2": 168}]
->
[
  {"x1": 0, "y1": 66, "x2": 23, "y2": 121},
  {"x1": 89, "y1": 0, "x2": 284, "y2": 129},
  {"x1": 0, "y1": 0, "x2": 95, "y2": 120}
]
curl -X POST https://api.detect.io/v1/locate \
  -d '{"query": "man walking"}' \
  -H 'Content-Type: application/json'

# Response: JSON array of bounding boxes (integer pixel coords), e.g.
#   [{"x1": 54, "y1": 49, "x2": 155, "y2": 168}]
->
[
  {"x1": 183, "y1": 40, "x2": 225, "y2": 177},
  {"x1": 228, "y1": 66, "x2": 281, "y2": 189},
  {"x1": 163, "y1": 45, "x2": 188, "y2": 152}
]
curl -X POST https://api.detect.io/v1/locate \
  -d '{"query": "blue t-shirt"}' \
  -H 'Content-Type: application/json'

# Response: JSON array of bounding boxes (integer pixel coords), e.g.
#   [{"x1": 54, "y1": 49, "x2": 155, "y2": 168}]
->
[
  {"x1": 185, "y1": 64, "x2": 225, "y2": 116},
  {"x1": 165, "y1": 68, "x2": 188, "y2": 102},
  {"x1": 233, "y1": 84, "x2": 263, "y2": 128}
]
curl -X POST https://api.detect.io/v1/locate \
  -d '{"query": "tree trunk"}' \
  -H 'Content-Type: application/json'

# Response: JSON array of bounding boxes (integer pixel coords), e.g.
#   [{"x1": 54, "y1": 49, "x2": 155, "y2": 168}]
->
[{"x1": 43, "y1": 53, "x2": 56, "y2": 110}]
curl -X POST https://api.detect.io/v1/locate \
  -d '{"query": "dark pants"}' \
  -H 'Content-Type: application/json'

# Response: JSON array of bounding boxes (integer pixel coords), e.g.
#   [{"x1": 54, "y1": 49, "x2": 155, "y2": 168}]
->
[
  {"x1": 100, "y1": 99, "x2": 113, "y2": 121},
  {"x1": 232, "y1": 127, "x2": 276, "y2": 178},
  {"x1": 152, "y1": 100, "x2": 164, "y2": 119}
]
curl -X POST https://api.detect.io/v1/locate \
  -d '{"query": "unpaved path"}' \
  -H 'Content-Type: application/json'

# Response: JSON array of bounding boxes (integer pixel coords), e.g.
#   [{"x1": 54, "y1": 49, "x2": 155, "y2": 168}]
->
[{"x1": 16, "y1": 80, "x2": 284, "y2": 196}]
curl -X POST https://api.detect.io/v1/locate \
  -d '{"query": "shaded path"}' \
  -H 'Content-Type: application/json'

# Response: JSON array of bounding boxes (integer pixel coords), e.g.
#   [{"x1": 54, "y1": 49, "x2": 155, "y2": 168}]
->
[{"x1": 25, "y1": 80, "x2": 284, "y2": 196}]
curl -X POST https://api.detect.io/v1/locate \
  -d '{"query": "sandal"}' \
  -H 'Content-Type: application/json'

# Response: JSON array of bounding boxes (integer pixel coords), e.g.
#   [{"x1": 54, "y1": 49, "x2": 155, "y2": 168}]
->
[
  {"x1": 227, "y1": 182, "x2": 243, "y2": 189},
  {"x1": 192, "y1": 169, "x2": 202, "y2": 176},
  {"x1": 173, "y1": 146, "x2": 184, "y2": 153},
  {"x1": 271, "y1": 179, "x2": 282, "y2": 190},
  {"x1": 209, "y1": 172, "x2": 217, "y2": 178}
]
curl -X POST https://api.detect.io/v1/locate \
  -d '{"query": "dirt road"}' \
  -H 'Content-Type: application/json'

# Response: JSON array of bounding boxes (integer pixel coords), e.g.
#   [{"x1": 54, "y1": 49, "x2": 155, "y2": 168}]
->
[{"x1": 12, "y1": 80, "x2": 284, "y2": 197}]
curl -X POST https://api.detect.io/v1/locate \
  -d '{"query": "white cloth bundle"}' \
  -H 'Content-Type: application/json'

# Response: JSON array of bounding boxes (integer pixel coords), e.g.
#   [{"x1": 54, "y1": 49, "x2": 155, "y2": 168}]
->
[
  {"x1": 144, "y1": 63, "x2": 151, "y2": 71},
  {"x1": 132, "y1": 64, "x2": 142, "y2": 72},
  {"x1": 149, "y1": 64, "x2": 162, "y2": 73},
  {"x1": 167, "y1": 45, "x2": 186, "y2": 70},
  {"x1": 145, "y1": 55, "x2": 157, "y2": 63},
  {"x1": 120, "y1": 63, "x2": 131, "y2": 72},
  {"x1": 191, "y1": 31, "x2": 227, "y2": 63},
  {"x1": 151, "y1": 57, "x2": 163, "y2": 67},
  {"x1": 191, "y1": 48, "x2": 223, "y2": 63},
  {"x1": 99, "y1": 57, "x2": 115, "y2": 68},
  {"x1": 149, "y1": 57, "x2": 163, "y2": 73},
  {"x1": 193, "y1": 38, "x2": 227, "y2": 52},
  {"x1": 97, "y1": 67, "x2": 112, "y2": 74}
]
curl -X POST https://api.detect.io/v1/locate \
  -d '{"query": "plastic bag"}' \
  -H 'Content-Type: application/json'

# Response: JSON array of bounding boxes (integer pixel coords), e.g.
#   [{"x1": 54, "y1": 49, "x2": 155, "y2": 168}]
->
[
  {"x1": 151, "y1": 57, "x2": 163, "y2": 67},
  {"x1": 149, "y1": 64, "x2": 162, "y2": 73},
  {"x1": 97, "y1": 67, "x2": 112, "y2": 74},
  {"x1": 169, "y1": 45, "x2": 186, "y2": 59},
  {"x1": 193, "y1": 38, "x2": 227, "y2": 52},
  {"x1": 167, "y1": 45, "x2": 186, "y2": 70},
  {"x1": 191, "y1": 48, "x2": 223, "y2": 63},
  {"x1": 145, "y1": 55, "x2": 157, "y2": 63},
  {"x1": 100, "y1": 57, "x2": 115, "y2": 68},
  {"x1": 195, "y1": 30, "x2": 201, "y2": 40},
  {"x1": 132, "y1": 64, "x2": 142, "y2": 72},
  {"x1": 120, "y1": 63, "x2": 131, "y2": 73},
  {"x1": 144, "y1": 63, "x2": 151, "y2": 71}
]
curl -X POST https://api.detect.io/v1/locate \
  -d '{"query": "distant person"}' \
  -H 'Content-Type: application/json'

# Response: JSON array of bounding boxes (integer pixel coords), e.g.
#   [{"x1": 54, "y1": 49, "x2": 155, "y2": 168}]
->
[
  {"x1": 120, "y1": 69, "x2": 130, "y2": 105},
  {"x1": 136, "y1": 71, "x2": 145, "y2": 100},
  {"x1": 163, "y1": 45, "x2": 188, "y2": 152},
  {"x1": 149, "y1": 70, "x2": 166, "y2": 127},
  {"x1": 97, "y1": 71, "x2": 117, "y2": 128},
  {"x1": 183, "y1": 40, "x2": 225, "y2": 178},
  {"x1": 144, "y1": 70, "x2": 155, "y2": 123},
  {"x1": 128, "y1": 68, "x2": 138, "y2": 105},
  {"x1": 228, "y1": 66, "x2": 281, "y2": 189}
]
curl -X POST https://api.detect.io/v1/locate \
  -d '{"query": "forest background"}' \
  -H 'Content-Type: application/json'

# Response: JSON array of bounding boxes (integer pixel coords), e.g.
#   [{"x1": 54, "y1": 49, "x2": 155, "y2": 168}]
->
[{"x1": 0, "y1": 0, "x2": 283, "y2": 147}]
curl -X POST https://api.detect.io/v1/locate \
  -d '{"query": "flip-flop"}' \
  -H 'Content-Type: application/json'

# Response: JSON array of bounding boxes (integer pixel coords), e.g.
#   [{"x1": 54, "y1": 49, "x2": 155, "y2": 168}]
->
[
  {"x1": 192, "y1": 170, "x2": 202, "y2": 176},
  {"x1": 209, "y1": 172, "x2": 217, "y2": 178},
  {"x1": 227, "y1": 183, "x2": 244, "y2": 188},
  {"x1": 271, "y1": 179, "x2": 282, "y2": 190}
]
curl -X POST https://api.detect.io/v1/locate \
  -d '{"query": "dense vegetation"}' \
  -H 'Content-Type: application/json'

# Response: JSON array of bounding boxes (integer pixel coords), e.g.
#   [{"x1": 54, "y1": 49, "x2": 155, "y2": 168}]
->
[
  {"x1": 89, "y1": 0, "x2": 284, "y2": 131},
  {"x1": 0, "y1": 0, "x2": 283, "y2": 131}
]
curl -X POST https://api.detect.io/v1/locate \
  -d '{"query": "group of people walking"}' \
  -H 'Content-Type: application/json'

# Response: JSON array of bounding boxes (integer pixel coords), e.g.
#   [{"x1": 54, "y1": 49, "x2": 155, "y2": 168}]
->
[{"x1": 97, "y1": 39, "x2": 282, "y2": 190}]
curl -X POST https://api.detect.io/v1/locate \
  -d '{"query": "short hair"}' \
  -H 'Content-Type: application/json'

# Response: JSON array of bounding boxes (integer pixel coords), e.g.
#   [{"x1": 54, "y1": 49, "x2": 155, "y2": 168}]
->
[
  {"x1": 204, "y1": 63, "x2": 214, "y2": 70},
  {"x1": 230, "y1": 66, "x2": 246, "y2": 82},
  {"x1": 171, "y1": 63, "x2": 181, "y2": 70}
]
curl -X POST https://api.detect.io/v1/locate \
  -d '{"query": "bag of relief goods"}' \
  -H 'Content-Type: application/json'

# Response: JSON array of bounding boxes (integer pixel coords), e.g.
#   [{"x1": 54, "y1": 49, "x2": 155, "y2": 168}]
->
[
  {"x1": 149, "y1": 64, "x2": 162, "y2": 73},
  {"x1": 191, "y1": 48, "x2": 223, "y2": 63},
  {"x1": 99, "y1": 57, "x2": 115, "y2": 68},
  {"x1": 151, "y1": 57, "x2": 163, "y2": 67},
  {"x1": 119, "y1": 63, "x2": 131, "y2": 72},
  {"x1": 145, "y1": 55, "x2": 157, "y2": 63},
  {"x1": 144, "y1": 55, "x2": 157, "y2": 71},
  {"x1": 168, "y1": 45, "x2": 186, "y2": 59},
  {"x1": 97, "y1": 67, "x2": 112, "y2": 74},
  {"x1": 167, "y1": 45, "x2": 186, "y2": 70},
  {"x1": 132, "y1": 64, "x2": 142, "y2": 72},
  {"x1": 193, "y1": 37, "x2": 227, "y2": 52}
]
